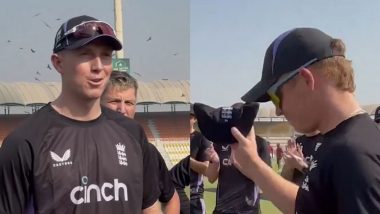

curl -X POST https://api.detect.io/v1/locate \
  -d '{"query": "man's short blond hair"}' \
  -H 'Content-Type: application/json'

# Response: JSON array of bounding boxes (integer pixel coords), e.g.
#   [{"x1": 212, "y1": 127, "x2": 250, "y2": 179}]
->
[
  {"x1": 105, "y1": 71, "x2": 138, "y2": 95},
  {"x1": 310, "y1": 39, "x2": 355, "y2": 92}
]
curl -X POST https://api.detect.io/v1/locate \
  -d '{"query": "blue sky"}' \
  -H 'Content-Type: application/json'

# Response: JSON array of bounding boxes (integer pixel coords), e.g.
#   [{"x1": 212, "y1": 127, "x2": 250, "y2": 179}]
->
[
  {"x1": 0, "y1": 0, "x2": 189, "y2": 82},
  {"x1": 1, "y1": 0, "x2": 379, "y2": 109},
  {"x1": 191, "y1": 0, "x2": 380, "y2": 107}
]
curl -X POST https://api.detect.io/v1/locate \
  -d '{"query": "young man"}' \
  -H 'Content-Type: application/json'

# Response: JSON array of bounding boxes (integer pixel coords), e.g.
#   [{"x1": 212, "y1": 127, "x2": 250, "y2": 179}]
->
[
  {"x1": 205, "y1": 135, "x2": 271, "y2": 214},
  {"x1": 190, "y1": 104, "x2": 213, "y2": 214},
  {"x1": 231, "y1": 28, "x2": 380, "y2": 213},
  {"x1": 101, "y1": 70, "x2": 180, "y2": 213},
  {"x1": 0, "y1": 15, "x2": 160, "y2": 213}
]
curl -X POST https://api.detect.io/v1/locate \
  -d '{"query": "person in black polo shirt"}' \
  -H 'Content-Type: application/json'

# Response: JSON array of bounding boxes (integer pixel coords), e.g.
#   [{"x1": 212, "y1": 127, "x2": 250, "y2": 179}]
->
[
  {"x1": 205, "y1": 136, "x2": 271, "y2": 214},
  {"x1": 101, "y1": 70, "x2": 180, "y2": 213},
  {"x1": 0, "y1": 15, "x2": 160, "y2": 214},
  {"x1": 231, "y1": 28, "x2": 380, "y2": 213},
  {"x1": 170, "y1": 155, "x2": 191, "y2": 214},
  {"x1": 190, "y1": 104, "x2": 213, "y2": 214}
]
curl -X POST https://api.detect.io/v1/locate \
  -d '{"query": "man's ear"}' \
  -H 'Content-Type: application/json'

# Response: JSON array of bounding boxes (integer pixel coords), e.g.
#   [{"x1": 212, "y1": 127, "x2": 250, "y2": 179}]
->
[
  {"x1": 51, "y1": 53, "x2": 64, "y2": 75},
  {"x1": 299, "y1": 68, "x2": 315, "y2": 91}
]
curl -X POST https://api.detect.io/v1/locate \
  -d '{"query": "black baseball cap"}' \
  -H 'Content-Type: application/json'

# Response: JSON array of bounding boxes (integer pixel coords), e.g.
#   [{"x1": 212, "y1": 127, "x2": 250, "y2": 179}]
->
[
  {"x1": 242, "y1": 28, "x2": 344, "y2": 102},
  {"x1": 193, "y1": 102, "x2": 259, "y2": 144},
  {"x1": 375, "y1": 106, "x2": 380, "y2": 123},
  {"x1": 53, "y1": 15, "x2": 122, "y2": 53}
]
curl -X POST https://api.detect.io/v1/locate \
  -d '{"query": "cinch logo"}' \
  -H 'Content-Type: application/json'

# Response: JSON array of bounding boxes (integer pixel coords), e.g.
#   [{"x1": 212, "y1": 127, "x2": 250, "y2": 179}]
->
[
  {"x1": 50, "y1": 149, "x2": 72, "y2": 167},
  {"x1": 70, "y1": 176, "x2": 129, "y2": 205},
  {"x1": 222, "y1": 158, "x2": 232, "y2": 166}
]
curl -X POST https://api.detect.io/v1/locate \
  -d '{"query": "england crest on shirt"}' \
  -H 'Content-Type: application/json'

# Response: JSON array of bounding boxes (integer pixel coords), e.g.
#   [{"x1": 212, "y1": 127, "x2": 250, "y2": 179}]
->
[{"x1": 116, "y1": 143, "x2": 128, "y2": 166}]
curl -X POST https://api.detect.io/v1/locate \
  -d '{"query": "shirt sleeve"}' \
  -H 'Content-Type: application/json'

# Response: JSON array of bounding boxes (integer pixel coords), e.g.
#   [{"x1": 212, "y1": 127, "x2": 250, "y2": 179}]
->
[
  {"x1": 156, "y1": 149, "x2": 175, "y2": 203},
  {"x1": 256, "y1": 136, "x2": 271, "y2": 166},
  {"x1": 197, "y1": 136, "x2": 212, "y2": 162},
  {"x1": 0, "y1": 134, "x2": 33, "y2": 214},
  {"x1": 142, "y1": 141, "x2": 161, "y2": 209},
  {"x1": 190, "y1": 133, "x2": 200, "y2": 159},
  {"x1": 169, "y1": 156, "x2": 190, "y2": 188}
]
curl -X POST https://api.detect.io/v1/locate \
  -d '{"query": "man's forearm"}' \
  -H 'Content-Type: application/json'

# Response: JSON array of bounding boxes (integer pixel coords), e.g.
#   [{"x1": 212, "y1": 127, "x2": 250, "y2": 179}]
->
[
  {"x1": 190, "y1": 157, "x2": 209, "y2": 175},
  {"x1": 246, "y1": 157, "x2": 299, "y2": 214},
  {"x1": 205, "y1": 161, "x2": 219, "y2": 183}
]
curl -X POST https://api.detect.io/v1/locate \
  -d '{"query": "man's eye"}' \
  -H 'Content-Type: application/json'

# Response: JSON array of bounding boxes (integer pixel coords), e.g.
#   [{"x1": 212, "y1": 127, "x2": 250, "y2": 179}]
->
[
  {"x1": 108, "y1": 100, "x2": 120, "y2": 104},
  {"x1": 125, "y1": 101, "x2": 135, "y2": 106}
]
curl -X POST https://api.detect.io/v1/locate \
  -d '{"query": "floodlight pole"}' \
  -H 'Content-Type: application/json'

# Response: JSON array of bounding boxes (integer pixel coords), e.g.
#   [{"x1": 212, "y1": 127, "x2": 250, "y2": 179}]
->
[{"x1": 114, "y1": 0, "x2": 125, "y2": 59}]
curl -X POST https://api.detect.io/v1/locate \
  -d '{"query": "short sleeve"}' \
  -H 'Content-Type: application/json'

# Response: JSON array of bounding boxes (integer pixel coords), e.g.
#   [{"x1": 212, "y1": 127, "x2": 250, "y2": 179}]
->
[
  {"x1": 197, "y1": 136, "x2": 212, "y2": 162},
  {"x1": 0, "y1": 134, "x2": 33, "y2": 213},
  {"x1": 169, "y1": 156, "x2": 190, "y2": 189},
  {"x1": 190, "y1": 133, "x2": 200, "y2": 159},
  {"x1": 156, "y1": 151, "x2": 175, "y2": 203},
  {"x1": 142, "y1": 142, "x2": 161, "y2": 209}
]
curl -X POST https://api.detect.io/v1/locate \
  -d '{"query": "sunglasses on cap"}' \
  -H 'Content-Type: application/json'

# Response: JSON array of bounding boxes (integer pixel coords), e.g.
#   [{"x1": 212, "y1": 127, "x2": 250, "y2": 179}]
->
[
  {"x1": 267, "y1": 58, "x2": 318, "y2": 108},
  {"x1": 57, "y1": 21, "x2": 116, "y2": 44}
]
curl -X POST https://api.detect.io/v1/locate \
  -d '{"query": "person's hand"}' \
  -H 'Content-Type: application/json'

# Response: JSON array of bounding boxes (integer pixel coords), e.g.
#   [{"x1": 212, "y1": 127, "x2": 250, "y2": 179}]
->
[
  {"x1": 285, "y1": 138, "x2": 303, "y2": 158},
  {"x1": 283, "y1": 139, "x2": 308, "y2": 172},
  {"x1": 230, "y1": 127, "x2": 259, "y2": 178},
  {"x1": 205, "y1": 145, "x2": 220, "y2": 164}
]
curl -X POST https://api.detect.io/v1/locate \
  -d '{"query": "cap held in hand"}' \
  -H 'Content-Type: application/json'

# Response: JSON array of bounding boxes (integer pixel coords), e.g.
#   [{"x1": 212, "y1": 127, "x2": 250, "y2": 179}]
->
[{"x1": 193, "y1": 102, "x2": 259, "y2": 144}]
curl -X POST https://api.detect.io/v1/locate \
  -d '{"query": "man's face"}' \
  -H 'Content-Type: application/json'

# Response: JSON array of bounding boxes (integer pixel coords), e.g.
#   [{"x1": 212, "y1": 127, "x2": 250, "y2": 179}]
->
[
  {"x1": 102, "y1": 87, "x2": 137, "y2": 119},
  {"x1": 53, "y1": 40, "x2": 113, "y2": 101},
  {"x1": 273, "y1": 69, "x2": 318, "y2": 134},
  {"x1": 190, "y1": 114, "x2": 196, "y2": 128}
]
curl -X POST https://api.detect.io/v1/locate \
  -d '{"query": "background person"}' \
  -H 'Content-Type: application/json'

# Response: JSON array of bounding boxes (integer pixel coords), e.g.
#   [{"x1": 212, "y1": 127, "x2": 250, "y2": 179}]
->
[
  {"x1": 205, "y1": 135, "x2": 271, "y2": 214},
  {"x1": 169, "y1": 155, "x2": 191, "y2": 214},
  {"x1": 101, "y1": 70, "x2": 180, "y2": 213},
  {"x1": 190, "y1": 104, "x2": 213, "y2": 214},
  {"x1": 281, "y1": 131, "x2": 323, "y2": 185},
  {"x1": 275, "y1": 143, "x2": 283, "y2": 171}
]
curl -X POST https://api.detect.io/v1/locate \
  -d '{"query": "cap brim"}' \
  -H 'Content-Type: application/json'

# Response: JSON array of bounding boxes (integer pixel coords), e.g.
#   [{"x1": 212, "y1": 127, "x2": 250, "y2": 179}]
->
[
  {"x1": 66, "y1": 35, "x2": 122, "y2": 51},
  {"x1": 241, "y1": 79, "x2": 274, "y2": 103}
]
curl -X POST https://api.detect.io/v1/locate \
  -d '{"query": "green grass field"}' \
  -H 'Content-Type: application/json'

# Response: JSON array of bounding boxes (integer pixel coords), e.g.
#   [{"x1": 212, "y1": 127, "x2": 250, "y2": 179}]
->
[
  {"x1": 203, "y1": 180, "x2": 281, "y2": 214},
  {"x1": 202, "y1": 158, "x2": 283, "y2": 214}
]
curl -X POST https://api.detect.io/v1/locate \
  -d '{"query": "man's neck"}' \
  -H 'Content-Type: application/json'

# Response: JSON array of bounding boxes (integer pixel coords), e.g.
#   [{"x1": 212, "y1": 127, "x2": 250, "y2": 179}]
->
[
  {"x1": 304, "y1": 130, "x2": 320, "y2": 137},
  {"x1": 317, "y1": 91, "x2": 362, "y2": 134},
  {"x1": 190, "y1": 127, "x2": 195, "y2": 134},
  {"x1": 51, "y1": 93, "x2": 102, "y2": 121}
]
